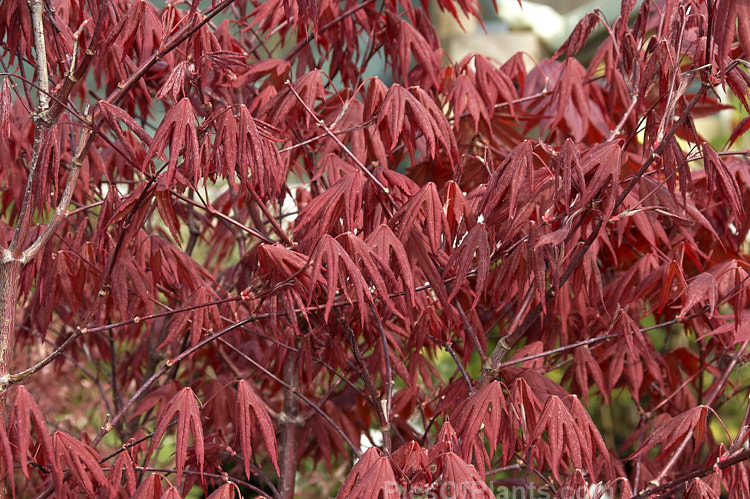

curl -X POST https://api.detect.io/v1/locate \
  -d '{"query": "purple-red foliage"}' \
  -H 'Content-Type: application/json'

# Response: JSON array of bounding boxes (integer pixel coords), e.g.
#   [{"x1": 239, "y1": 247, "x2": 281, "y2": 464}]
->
[{"x1": 0, "y1": 0, "x2": 749, "y2": 497}]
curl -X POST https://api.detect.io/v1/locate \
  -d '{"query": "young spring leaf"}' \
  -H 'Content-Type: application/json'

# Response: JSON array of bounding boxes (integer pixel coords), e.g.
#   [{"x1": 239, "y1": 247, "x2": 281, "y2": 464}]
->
[
  {"x1": 235, "y1": 380, "x2": 280, "y2": 478},
  {"x1": 147, "y1": 387, "x2": 204, "y2": 485}
]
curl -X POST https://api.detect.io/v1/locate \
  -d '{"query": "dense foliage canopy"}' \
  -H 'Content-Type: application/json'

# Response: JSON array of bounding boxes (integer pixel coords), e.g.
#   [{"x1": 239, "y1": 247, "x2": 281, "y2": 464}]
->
[{"x1": 2, "y1": 0, "x2": 750, "y2": 497}]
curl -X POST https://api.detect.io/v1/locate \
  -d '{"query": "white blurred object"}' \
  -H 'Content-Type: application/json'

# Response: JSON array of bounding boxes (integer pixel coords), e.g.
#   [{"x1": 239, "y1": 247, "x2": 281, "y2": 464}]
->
[{"x1": 495, "y1": 0, "x2": 623, "y2": 50}]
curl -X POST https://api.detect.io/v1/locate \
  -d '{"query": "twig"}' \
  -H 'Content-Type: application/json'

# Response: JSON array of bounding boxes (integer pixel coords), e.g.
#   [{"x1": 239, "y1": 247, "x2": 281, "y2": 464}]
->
[
  {"x1": 246, "y1": 187, "x2": 293, "y2": 246},
  {"x1": 607, "y1": 95, "x2": 638, "y2": 141},
  {"x1": 455, "y1": 299, "x2": 488, "y2": 365},
  {"x1": 370, "y1": 306, "x2": 393, "y2": 454},
  {"x1": 482, "y1": 286, "x2": 535, "y2": 384},
  {"x1": 22, "y1": 127, "x2": 92, "y2": 262},
  {"x1": 134, "y1": 467, "x2": 273, "y2": 499},
  {"x1": 170, "y1": 190, "x2": 275, "y2": 244},
  {"x1": 344, "y1": 320, "x2": 389, "y2": 452},
  {"x1": 284, "y1": 80, "x2": 395, "y2": 205},
  {"x1": 632, "y1": 448, "x2": 750, "y2": 498},
  {"x1": 495, "y1": 333, "x2": 617, "y2": 370},
  {"x1": 650, "y1": 337, "x2": 750, "y2": 486},
  {"x1": 217, "y1": 336, "x2": 362, "y2": 457},
  {"x1": 426, "y1": 334, "x2": 474, "y2": 394}
]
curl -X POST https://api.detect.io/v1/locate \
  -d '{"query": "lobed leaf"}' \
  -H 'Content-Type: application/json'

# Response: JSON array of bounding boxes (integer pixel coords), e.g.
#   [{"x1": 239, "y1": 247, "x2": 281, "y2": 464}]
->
[
  {"x1": 336, "y1": 447, "x2": 398, "y2": 498},
  {"x1": 147, "y1": 387, "x2": 204, "y2": 485},
  {"x1": 11, "y1": 386, "x2": 60, "y2": 489},
  {"x1": 629, "y1": 405, "x2": 714, "y2": 461},
  {"x1": 52, "y1": 431, "x2": 110, "y2": 497},
  {"x1": 235, "y1": 380, "x2": 280, "y2": 478},
  {"x1": 142, "y1": 98, "x2": 200, "y2": 188}
]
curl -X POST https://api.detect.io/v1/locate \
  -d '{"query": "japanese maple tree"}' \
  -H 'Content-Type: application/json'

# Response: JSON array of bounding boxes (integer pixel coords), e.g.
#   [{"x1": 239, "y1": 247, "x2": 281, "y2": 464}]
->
[{"x1": 2, "y1": 0, "x2": 750, "y2": 497}]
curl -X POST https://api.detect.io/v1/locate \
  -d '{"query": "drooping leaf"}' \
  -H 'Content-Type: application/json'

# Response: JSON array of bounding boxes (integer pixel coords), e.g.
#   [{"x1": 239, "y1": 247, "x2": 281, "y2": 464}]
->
[
  {"x1": 455, "y1": 381, "x2": 506, "y2": 460},
  {"x1": 293, "y1": 171, "x2": 365, "y2": 249},
  {"x1": 447, "y1": 73, "x2": 488, "y2": 134},
  {"x1": 629, "y1": 405, "x2": 713, "y2": 461},
  {"x1": 366, "y1": 224, "x2": 416, "y2": 310},
  {"x1": 308, "y1": 234, "x2": 373, "y2": 323},
  {"x1": 480, "y1": 140, "x2": 534, "y2": 221},
  {"x1": 147, "y1": 387, "x2": 204, "y2": 485},
  {"x1": 377, "y1": 85, "x2": 458, "y2": 165},
  {"x1": 444, "y1": 223, "x2": 490, "y2": 309},
  {"x1": 553, "y1": 13, "x2": 600, "y2": 59},
  {"x1": 713, "y1": 0, "x2": 750, "y2": 76},
  {"x1": 52, "y1": 431, "x2": 110, "y2": 497},
  {"x1": 389, "y1": 182, "x2": 449, "y2": 254},
  {"x1": 103, "y1": 0, "x2": 163, "y2": 60},
  {"x1": 158, "y1": 285, "x2": 223, "y2": 349},
  {"x1": 703, "y1": 143, "x2": 744, "y2": 222},
  {"x1": 336, "y1": 447, "x2": 398, "y2": 498},
  {"x1": 474, "y1": 55, "x2": 518, "y2": 117},
  {"x1": 11, "y1": 386, "x2": 60, "y2": 489},
  {"x1": 679, "y1": 272, "x2": 717, "y2": 320},
  {"x1": 686, "y1": 477, "x2": 721, "y2": 499},
  {"x1": 155, "y1": 60, "x2": 195, "y2": 102},
  {"x1": 155, "y1": 189, "x2": 182, "y2": 244},
  {"x1": 235, "y1": 380, "x2": 280, "y2": 478},
  {"x1": 132, "y1": 473, "x2": 163, "y2": 499},
  {"x1": 566, "y1": 345, "x2": 609, "y2": 404},
  {"x1": 207, "y1": 483, "x2": 238, "y2": 499},
  {"x1": 390, "y1": 441, "x2": 431, "y2": 490},
  {"x1": 0, "y1": 420, "x2": 14, "y2": 496},
  {"x1": 109, "y1": 450, "x2": 137, "y2": 497},
  {"x1": 142, "y1": 98, "x2": 200, "y2": 187},
  {"x1": 436, "y1": 452, "x2": 494, "y2": 498},
  {"x1": 528, "y1": 396, "x2": 585, "y2": 481},
  {"x1": 338, "y1": 232, "x2": 400, "y2": 317}
]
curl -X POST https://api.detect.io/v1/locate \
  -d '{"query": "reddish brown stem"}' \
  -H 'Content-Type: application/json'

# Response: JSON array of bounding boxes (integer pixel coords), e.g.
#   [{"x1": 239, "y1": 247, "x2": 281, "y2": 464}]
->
[{"x1": 279, "y1": 353, "x2": 299, "y2": 499}]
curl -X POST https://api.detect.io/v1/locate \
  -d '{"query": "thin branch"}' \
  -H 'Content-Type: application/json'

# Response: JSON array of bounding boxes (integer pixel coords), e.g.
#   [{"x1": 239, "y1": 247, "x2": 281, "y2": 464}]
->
[
  {"x1": 426, "y1": 334, "x2": 474, "y2": 394},
  {"x1": 22, "y1": 127, "x2": 92, "y2": 262},
  {"x1": 370, "y1": 305, "x2": 393, "y2": 454},
  {"x1": 632, "y1": 448, "x2": 750, "y2": 498},
  {"x1": 482, "y1": 286, "x2": 535, "y2": 383},
  {"x1": 278, "y1": 118, "x2": 376, "y2": 153},
  {"x1": 344, "y1": 320, "x2": 389, "y2": 452},
  {"x1": 8, "y1": 268, "x2": 479, "y2": 392},
  {"x1": 614, "y1": 85, "x2": 708, "y2": 210},
  {"x1": 284, "y1": 80, "x2": 395, "y2": 205},
  {"x1": 28, "y1": 0, "x2": 50, "y2": 113},
  {"x1": 495, "y1": 333, "x2": 617, "y2": 370},
  {"x1": 135, "y1": 467, "x2": 273, "y2": 499},
  {"x1": 217, "y1": 336, "x2": 362, "y2": 457},
  {"x1": 651, "y1": 336, "x2": 750, "y2": 486},
  {"x1": 170, "y1": 190, "x2": 275, "y2": 244},
  {"x1": 246, "y1": 187, "x2": 293, "y2": 246},
  {"x1": 455, "y1": 299, "x2": 488, "y2": 365},
  {"x1": 607, "y1": 94, "x2": 638, "y2": 141}
]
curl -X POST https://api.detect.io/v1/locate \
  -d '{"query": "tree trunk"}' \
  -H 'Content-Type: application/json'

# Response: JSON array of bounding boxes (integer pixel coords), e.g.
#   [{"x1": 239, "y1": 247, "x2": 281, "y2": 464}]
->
[
  {"x1": 0, "y1": 258, "x2": 20, "y2": 381},
  {"x1": 0, "y1": 257, "x2": 20, "y2": 498}
]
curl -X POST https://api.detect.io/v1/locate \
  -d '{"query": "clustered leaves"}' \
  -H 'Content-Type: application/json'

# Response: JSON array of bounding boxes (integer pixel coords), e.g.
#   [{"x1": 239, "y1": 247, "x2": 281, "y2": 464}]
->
[{"x1": 1, "y1": 0, "x2": 750, "y2": 497}]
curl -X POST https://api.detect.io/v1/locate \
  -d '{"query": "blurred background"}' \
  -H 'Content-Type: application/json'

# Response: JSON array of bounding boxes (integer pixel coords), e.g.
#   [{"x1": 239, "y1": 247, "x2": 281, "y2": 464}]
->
[{"x1": 434, "y1": 0, "x2": 622, "y2": 66}]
